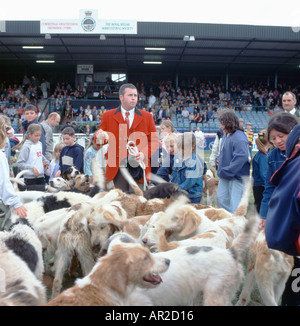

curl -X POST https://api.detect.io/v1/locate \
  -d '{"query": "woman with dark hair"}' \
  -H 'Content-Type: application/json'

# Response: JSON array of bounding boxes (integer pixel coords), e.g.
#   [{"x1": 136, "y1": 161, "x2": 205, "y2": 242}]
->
[
  {"x1": 216, "y1": 110, "x2": 250, "y2": 213},
  {"x1": 259, "y1": 112, "x2": 299, "y2": 226}
]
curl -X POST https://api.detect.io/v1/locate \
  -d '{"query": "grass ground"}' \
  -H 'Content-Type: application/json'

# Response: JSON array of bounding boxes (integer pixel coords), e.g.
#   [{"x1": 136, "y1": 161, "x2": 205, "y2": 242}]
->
[{"x1": 0, "y1": 150, "x2": 264, "y2": 305}]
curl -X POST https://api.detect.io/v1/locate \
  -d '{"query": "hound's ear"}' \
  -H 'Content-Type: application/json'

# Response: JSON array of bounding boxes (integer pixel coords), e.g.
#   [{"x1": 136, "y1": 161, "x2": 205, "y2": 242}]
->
[
  {"x1": 109, "y1": 249, "x2": 129, "y2": 295},
  {"x1": 178, "y1": 210, "x2": 199, "y2": 237}
]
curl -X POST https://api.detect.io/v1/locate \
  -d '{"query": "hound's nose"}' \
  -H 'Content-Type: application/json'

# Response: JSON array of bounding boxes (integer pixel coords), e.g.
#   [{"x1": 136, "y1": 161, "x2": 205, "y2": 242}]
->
[
  {"x1": 165, "y1": 258, "x2": 171, "y2": 266},
  {"x1": 142, "y1": 238, "x2": 147, "y2": 245}
]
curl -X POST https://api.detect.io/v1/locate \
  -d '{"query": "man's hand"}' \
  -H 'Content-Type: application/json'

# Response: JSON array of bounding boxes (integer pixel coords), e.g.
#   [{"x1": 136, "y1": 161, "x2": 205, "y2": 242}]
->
[
  {"x1": 95, "y1": 129, "x2": 109, "y2": 146},
  {"x1": 135, "y1": 151, "x2": 145, "y2": 163}
]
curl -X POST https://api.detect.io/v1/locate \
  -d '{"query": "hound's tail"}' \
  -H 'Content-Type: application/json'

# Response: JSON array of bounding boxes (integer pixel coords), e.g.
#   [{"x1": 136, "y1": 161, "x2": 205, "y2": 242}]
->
[
  {"x1": 230, "y1": 214, "x2": 259, "y2": 261},
  {"x1": 119, "y1": 167, "x2": 144, "y2": 197},
  {"x1": 91, "y1": 157, "x2": 105, "y2": 192},
  {"x1": 148, "y1": 173, "x2": 168, "y2": 184},
  {"x1": 10, "y1": 169, "x2": 32, "y2": 191},
  {"x1": 233, "y1": 176, "x2": 253, "y2": 217}
]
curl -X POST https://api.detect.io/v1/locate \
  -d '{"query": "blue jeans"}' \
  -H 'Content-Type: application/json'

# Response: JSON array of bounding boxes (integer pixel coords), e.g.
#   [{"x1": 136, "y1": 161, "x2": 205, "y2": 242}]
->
[
  {"x1": 217, "y1": 178, "x2": 244, "y2": 213},
  {"x1": 190, "y1": 196, "x2": 202, "y2": 204}
]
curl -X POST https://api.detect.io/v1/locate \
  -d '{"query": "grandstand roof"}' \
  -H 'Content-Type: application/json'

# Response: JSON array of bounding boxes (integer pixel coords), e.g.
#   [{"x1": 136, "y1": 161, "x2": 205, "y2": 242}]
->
[{"x1": 1, "y1": 20, "x2": 300, "y2": 77}]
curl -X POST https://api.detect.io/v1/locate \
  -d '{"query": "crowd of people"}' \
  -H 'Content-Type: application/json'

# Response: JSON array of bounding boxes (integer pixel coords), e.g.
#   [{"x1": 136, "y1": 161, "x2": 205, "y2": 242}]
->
[
  {"x1": 0, "y1": 80, "x2": 299, "y2": 305},
  {"x1": 1, "y1": 77, "x2": 300, "y2": 135}
]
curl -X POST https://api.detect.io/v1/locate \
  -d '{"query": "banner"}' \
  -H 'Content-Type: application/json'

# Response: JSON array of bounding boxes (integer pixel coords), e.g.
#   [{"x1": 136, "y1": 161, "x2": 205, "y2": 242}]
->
[{"x1": 40, "y1": 9, "x2": 137, "y2": 34}]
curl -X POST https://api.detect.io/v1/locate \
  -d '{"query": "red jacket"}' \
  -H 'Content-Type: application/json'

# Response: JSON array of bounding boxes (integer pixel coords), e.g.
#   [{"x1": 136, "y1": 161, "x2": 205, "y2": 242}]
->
[{"x1": 96, "y1": 106, "x2": 159, "y2": 182}]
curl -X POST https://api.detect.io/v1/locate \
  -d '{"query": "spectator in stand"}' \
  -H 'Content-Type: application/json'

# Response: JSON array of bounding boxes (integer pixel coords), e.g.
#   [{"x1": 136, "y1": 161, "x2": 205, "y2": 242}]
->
[
  {"x1": 207, "y1": 107, "x2": 214, "y2": 120},
  {"x1": 189, "y1": 111, "x2": 195, "y2": 123},
  {"x1": 156, "y1": 106, "x2": 166, "y2": 125},
  {"x1": 40, "y1": 79, "x2": 48, "y2": 99},
  {"x1": 201, "y1": 110, "x2": 210, "y2": 123},
  {"x1": 91, "y1": 105, "x2": 98, "y2": 121},
  {"x1": 22, "y1": 75, "x2": 31, "y2": 92},
  {"x1": 98, "y1": 90, "x2": 106, "y2": 100},
  {"x1": 99, "y1": 106, "x2": 106, "y2": 119},
  {"x1": 176, "y1": 106, "x2": 182, "y2": 115},
  {"x1": 7, "y1": 105, "x2": 16, "y2": 118},
  {"x1": 181, "y1": 107, "x2": 189, "y2": 119},
  {"x1": 169, "y1": 104, "x2": 176, "y2": 119},
  {"x1": 148, "y1": 93, "x2": 156, "y2": 110},
  {"x1": 78, "y1": 106, "x2": 85, "y2": 117},
  {"x1": 76, "y1": 113, "x2": 84, "y2": 123},
  {"x1": 85, "y1": 105, "x2": 92, "y2": 121},
  {"x1": 71, "y1": 122, "x2": 79, "y2": 133},
  {"x1": 64, "y1": 100, "x2": 72, "y2": 119},
  {"x1": 84, "y1": 124, "x2": 92, "y2": 136},
  {"x1": 211, "y1": 110, "x2": 219, "y2": 121},
  {"x1": 195, "y1": 112, "x2": 202, "y2": 124},
  {"x1": 282, "y1": 91, "x2": 300, "y2": 117}
]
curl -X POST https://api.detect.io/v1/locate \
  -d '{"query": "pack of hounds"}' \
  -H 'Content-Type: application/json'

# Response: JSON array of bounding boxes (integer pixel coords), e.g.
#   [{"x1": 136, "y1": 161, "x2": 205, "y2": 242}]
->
[{"x1": 0, "y1": 161, "x2": 293, "y2": 306}]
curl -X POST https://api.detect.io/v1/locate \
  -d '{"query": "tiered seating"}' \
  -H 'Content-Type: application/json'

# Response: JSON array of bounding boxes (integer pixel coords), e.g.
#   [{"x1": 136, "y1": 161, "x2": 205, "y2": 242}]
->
[{"x1": 170, "y1": 110, "x2": 270, "y2": 133}]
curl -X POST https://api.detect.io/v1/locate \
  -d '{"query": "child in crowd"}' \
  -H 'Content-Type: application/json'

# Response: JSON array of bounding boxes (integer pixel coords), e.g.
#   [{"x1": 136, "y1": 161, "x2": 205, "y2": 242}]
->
[
  {"x1": 171, "y1": 132, "x2": 204, "y2": 203},
  {"x1": 252, "y1": 129, "x2": 271, "y2": 213},
  {"x1": 0, "y1": 116, "x2": 27, "y2": 218},
  {"x1": 84, "y1": 134, "x2": 107, "y2": 184},
  {"x1": 16, "y1": 123, "x2": 49, "y2": 191},
  {"x1": 55, "y1": 127, "x2": 84, "y2": 177},
  {"x1": 156, "y1": 133, "x2": 177, "y2": 182},
  {"x1": 46, "y1": 142, "x2": 65, "y2": 182},
  {"x1": 21, "y1": 104, "x2": 46, "y2": 155}
]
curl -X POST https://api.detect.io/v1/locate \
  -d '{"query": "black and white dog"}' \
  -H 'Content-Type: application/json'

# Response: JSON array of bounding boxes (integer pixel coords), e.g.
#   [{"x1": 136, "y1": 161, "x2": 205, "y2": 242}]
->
[
  {"x1": 0, "y1": 218, "x2": 44, "y2": 280},
  {"x1": 1, "y1": 191, "x2": 91, "y2": 231}
]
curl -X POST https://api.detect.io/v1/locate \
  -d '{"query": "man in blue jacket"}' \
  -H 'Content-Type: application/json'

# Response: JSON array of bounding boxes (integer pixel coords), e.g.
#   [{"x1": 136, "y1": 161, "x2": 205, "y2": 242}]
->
[
  {"x1": 265, "y1": 124, "x2": 300, "y2": 306},
  {"x1": 216, "y1": 111, "x2": 250, "y2": 213}
]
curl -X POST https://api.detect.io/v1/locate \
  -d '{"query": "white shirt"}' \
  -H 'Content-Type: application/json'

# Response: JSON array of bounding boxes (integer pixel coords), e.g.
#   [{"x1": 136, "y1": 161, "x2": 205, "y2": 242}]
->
[
  {"x1": 285, "y1": 108, "x2": 296, "y2": 115},
  {"x1": 121, "y1": 107, "x2": 134, "y2": 129}
]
